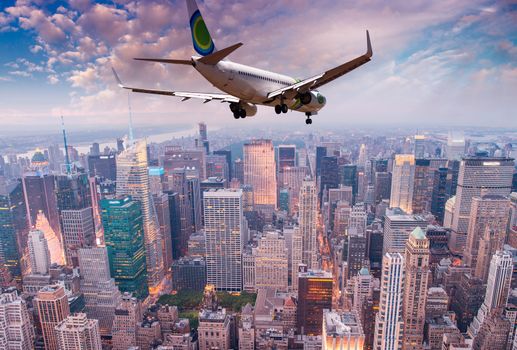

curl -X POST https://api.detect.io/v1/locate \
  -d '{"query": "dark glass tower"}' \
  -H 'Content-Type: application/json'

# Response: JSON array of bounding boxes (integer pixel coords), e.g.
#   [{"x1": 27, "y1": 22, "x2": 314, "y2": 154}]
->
[
  {"x1": 340, "y1": 164, "x2": 358, "y2": 204},
  {"x1": 0, "y1": 181, "x2": 28, "y2": 282},
  {"x1": 101, "y1": 196, "x2": 148, "y2": 299}
]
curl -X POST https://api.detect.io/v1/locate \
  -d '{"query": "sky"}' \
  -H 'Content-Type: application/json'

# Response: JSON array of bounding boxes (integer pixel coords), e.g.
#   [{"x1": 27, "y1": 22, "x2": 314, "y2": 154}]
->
[{"x1": 0, "y1": 0, "x2": 516, "y2": 133}]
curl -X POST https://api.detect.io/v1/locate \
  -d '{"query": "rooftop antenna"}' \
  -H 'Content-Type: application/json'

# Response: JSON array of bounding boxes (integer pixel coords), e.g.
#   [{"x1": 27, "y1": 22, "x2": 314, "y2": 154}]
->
[
  {"x1": 127, "y1": 91, "x2": 134, "y2": 143},
  {"x1": 61, "y1": 116, "x2": 71, "y2": 174}
]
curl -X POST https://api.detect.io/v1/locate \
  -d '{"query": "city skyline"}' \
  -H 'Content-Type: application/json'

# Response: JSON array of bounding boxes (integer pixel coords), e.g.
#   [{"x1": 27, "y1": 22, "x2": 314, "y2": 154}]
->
[{"x1": 0, "y1": 1, "x2": 516, "y2": 130}]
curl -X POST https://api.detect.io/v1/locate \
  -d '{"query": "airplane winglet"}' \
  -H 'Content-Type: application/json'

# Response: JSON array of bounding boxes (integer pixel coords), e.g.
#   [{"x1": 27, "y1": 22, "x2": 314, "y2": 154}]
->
[
  {"x1": 198, "y1": 42, "x2": 243, "y2": 65},
  {"x1": 366, "y1": 30, "x2": 373, "y2": 58},
  {"x1": 111, "y1": 67, "x2": 125, "y2": 88}
]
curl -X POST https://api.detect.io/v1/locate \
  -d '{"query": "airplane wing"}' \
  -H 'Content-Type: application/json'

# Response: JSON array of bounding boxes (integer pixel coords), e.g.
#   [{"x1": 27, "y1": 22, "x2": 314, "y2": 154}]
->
[
  {"x1": 112, "y1": 68, "x2": 239, "y2": 103},
  {"x1": 267, "y1": 31, "x2": 372, "y2": 100}
]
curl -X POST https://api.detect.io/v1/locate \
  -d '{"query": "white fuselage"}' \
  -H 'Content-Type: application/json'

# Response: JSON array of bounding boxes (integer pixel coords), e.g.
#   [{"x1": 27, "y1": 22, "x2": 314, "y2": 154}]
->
[{"x1": 193, "y1": 58, "x2": 326, "y2": 113}]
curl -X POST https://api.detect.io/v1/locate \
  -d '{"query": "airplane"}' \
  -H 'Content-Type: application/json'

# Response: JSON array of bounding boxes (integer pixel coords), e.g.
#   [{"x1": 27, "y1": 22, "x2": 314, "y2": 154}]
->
[{"x1": 112, "y1": 0, "x2": 373, "y2": 125}]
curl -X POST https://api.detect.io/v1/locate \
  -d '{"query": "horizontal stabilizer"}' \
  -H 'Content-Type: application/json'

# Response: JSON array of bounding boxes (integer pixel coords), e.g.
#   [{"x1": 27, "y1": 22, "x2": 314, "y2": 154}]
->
[
  {"x1": 134, "y1": 58, "x2": 192, "y2": 65},
  {"x1": 198, "y1": 42, "x2": 243, "y2": 65}
]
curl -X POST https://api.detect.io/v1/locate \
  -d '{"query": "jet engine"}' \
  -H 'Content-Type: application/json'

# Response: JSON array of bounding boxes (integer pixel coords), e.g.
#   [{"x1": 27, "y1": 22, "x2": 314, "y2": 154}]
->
[{"x1": 298, "y1": 91, "x2": 326, "y2": 109}]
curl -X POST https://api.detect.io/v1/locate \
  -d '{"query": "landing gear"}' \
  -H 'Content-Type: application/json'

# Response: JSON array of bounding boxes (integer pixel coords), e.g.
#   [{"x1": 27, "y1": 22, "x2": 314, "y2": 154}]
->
[
  {"x1": 275, "y1": 104, "x2": 288, "y2": 114},
  {"x1": 305, "y1": 112, "x2": 313, "y2": 125},
  {"x1": 230, "y1": 103, "x2": 246, "y2": 119}
]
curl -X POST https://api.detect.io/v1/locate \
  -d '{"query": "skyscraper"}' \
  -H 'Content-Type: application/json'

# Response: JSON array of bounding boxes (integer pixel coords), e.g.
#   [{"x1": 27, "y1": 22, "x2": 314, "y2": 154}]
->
[
  {"x1": 27, "y1": 229, "x2": 51, "y2": 275},
  {"x1": 78, "y1": 247, "x2": 121, "y2": 336},
  {"x1": 468, "y1": 250, "x2": 512, "y2": 338},
  {"x1": 297, "y1": 270, "x2": 333, "y2": 335},
  {"x1": 254, "y1": 231, "x2": 289, "y2": 291},
  {"x1": 383, "y1": 211, "x2": 428, "y2": 254},
  {"x1": 204, "y1": 189, "x2": 244, "y2": 291},
  {"x1": 278, "y1": 166, "x2": 307, "y2": 211},
  {"x1": 340, "y1": 165, "x2": 358, "y2": 204},
  {"x1": 374, "y1": 253, "x2": 404, "y2": 350},
  {"x1": 299, "y1": 179, "x2": 318, "y2": 269},
  {"x1": 316, "y1": 146, "x2": 328, "y2": 177},
  {"x1": 55, "y1": 313, "x2": 102, "y2": 350},
  {"x1": 22, "y1": 172, "x2": 60, "y2": 233},
  {"x1": 446, "y1": 132, "x2": 466, "y2": 161},
  {"x1": 413, "y1": 135, "x2": 425, "y2": 158},
  {"x1": 112, "y1": 293, "x2": 142, "y2": 350},
  {"x1": 464, "y1": 195, "x2": 510, "y2": 282},
  {"x1": 390, "y1": 154, "x2": 416, "y2": 214},
  {"x1": 243, "y1": 139, "x2": 277, "y2": 212},
  {"x1": 35, "y1": 284, "x2": 70, "y2": 350},
  {"x1": 320, "y1": 156, "x2": 339, "y2": 205},
  {"x1": 278, "y1": 144, "x2": 296, "y2": 169},
  {"x1": 163, "y1": 145, "x2": 206, "y2": 179},
  {"x1": 449, "y1": 157, "x2": 514, "y2": 254},
  {"x1": 0, "y1": 288, "x2": 34, "y2": 350},
  {"x1": 430, "y1": 167, "x2": 448, "y2": 223},
  {"x1": 87, "y1": 154, "x2": 116, "y2": 180},
  {"x1": 101, "y1": 196, "x2": 148, "y2": 299},
  {"x1": 401, "y1": 227, "x2": 429, "y2": 350},
  {"x1": 0, "y1": 181, "x2": 27, "y2": 282},
  {"x1": 214, "y1": 149, "x2": 232, "y2": 180},
  {"x1": 411, "y1": 159, "x2": 432, "y2": 214},
  {"x1": 61, "y1": 207, "x2": 95, "y2": 266},
  {"x1": 116, "y1": 140, "x2": 165, "y2": 295}
]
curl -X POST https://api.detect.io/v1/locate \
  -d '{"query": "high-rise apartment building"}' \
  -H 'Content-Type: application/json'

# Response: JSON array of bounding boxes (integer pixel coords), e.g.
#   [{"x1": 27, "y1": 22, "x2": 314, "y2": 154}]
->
[
  {"x1": 297, "y1": 270, "x2": 333, "y2": 336},
  {"x1": 449, "y1": 157, "x2": 514, "y2": 254},
  {"x1": 468, "y1": 250, "x2": 512, "y2": 338},
  {"x1": 464, "y1": 195, "x2": 510, "y2": 282},
  {"x1": 299, "y1": 179, "x2": 318, "y2": 269},
  {"x1": 243, "y1": 139, "x2": 277, "y2": 211},
  {"x1": 204, "y1": 189, "x2": 244, "y2": 291},
  {"x1": 116, "y1": 140, "x2": 165, "y2": 295},
  {"x1": 78, "y1": 247, "x2": 121, "y2": 336},
  {"x1": 28, "y1": 229, "x2": 51, "y2": 275},
  {"x1": 101, "y1": 196, "x2": 148, "y2": 299},
  {"x1": 112, "y1": 293, "x2": 142, "y2": 350},
  {"x1": 34, "y1": 284, "x2": 70, "y2": 350},
  {"x1": 55, "y1": 313, "x2": 102, "y2": 350},
  {"x1": 254, "y1": 231, "x2": 289, "y2": 291},
  {"x1": 374, "y1": 253, "x2": 405, "y2": 350},
  {"x1": 390, "y1": 154, "x2": 416, "y2": 214},
  {"x1": 0, "y1": 288, "x2": 34, "y2": 350},
  {"x1": 401, "y1": 227, "x2": 429, "y2": 350}
]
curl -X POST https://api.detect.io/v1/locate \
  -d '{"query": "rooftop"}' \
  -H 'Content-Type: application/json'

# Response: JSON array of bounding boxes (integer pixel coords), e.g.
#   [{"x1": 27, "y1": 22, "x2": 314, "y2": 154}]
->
[{"x1": 323, "y1": 310, "x2": 364, "y2": 337}]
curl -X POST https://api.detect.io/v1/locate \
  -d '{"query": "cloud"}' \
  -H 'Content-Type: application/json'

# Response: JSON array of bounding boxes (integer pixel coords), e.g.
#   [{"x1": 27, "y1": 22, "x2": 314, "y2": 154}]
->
[{"x1": 0, "y1": 0, "x2": 516, "y2": 129}]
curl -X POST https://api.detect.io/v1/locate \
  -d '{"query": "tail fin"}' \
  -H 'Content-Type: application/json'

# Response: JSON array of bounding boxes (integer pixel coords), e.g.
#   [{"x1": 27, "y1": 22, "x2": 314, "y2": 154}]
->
[{"x1": 187, "y1": 0, "x2": 216, "y2": 56}]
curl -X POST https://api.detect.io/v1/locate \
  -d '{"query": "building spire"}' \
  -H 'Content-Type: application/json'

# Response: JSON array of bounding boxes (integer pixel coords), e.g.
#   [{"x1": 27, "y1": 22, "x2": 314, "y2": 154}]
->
[
  {"x1": 127, "y1": 91, "x2": 134, "y2": 143},
  {"x1": 61, "y1": 116, "x2": 71, "y2": 174}
]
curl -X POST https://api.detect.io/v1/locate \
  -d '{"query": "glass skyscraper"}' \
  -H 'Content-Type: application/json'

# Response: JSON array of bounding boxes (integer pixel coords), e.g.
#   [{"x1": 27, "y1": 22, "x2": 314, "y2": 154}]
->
[
  {"x1": 0, "y1": 181, "x2": 27, "y2": 282},
  {"x1": 101, "y1": 196, "x2": 148, "y2": 299}
]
